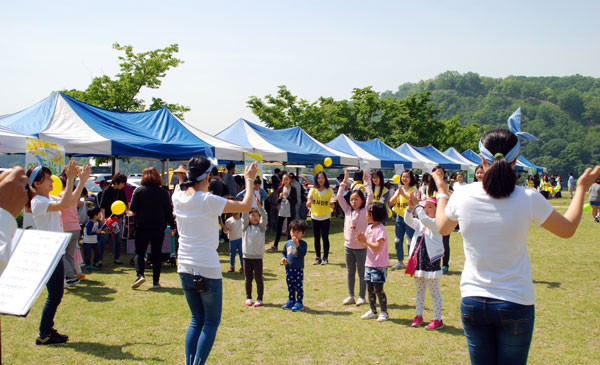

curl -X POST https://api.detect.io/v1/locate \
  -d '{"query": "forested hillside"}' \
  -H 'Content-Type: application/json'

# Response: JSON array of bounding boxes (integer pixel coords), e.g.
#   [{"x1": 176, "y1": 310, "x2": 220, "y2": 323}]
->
[{"x1": 382, "y1": 71, "x2": 600, "y2": 176}]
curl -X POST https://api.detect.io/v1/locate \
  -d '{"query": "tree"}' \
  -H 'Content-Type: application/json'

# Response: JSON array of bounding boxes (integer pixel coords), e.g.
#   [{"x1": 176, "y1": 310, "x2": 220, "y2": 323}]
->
[
  {"x1": 558, "y1": 89, "x2": 585, "y2": 120},
  {"x1": 62, "y1": 42, "x2": 189, "y2": 119}
]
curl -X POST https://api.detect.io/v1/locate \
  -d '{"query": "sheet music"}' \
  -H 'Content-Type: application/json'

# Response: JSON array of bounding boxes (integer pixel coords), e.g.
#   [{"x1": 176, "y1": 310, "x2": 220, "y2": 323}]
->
[{"x1": 0, "y1": 229, "x2": 71, "y2": 316}]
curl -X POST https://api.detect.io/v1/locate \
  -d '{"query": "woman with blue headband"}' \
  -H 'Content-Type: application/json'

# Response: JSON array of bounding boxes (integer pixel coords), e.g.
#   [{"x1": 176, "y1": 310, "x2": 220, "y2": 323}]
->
[
  {"x1": 172, "y1": 155, "x2": 258, "y2": 365},
  {"x1": 430, "y1": 128, "x2": 600, "y2": 364}
]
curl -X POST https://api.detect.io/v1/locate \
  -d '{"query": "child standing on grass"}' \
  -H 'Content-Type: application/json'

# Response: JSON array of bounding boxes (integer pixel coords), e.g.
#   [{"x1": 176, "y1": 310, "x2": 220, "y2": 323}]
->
[
  {"x1": 223, "y1": 212, "x2": 243, "y2": 273},
  {"x1": 405, "y1": 193, "x2": 444, "y2": 330},
  {"x1": 281, "y1": 219, "x2": 308, "y2": 312},
  {"x1": 83, "y1": 207, "x2": 103, "y2": 271},
  {"x1": 242, "y1": 198, "x2": 268, "y2": 307},
  {"x1": 357, "y1": 202, "x2": 390, "y2": 322},
  {"x1": 337, "y1": 169, "x2": 373, "y2": 306}
]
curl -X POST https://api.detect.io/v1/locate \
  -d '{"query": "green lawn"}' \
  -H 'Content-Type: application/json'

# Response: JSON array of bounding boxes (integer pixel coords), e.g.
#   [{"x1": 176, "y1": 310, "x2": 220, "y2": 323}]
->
[{"x1": 2, "y1": 196, "x2": 599, "y2": 364}]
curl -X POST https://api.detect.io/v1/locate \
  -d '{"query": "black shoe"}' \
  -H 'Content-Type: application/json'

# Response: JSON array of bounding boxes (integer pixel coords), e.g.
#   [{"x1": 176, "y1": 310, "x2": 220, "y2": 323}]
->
[
  {"x1": 313, "y1": 258, "x2": 322, "y2": 265},
  {"x1": 36, "y1": 329, "x2": 68, "y2": 345},
  {"x1": 321, "y1": 258, "x2": 329, "y2": 265},
  {"x1": 131, "y1": 275, "x2": 146, "y2": 289}
]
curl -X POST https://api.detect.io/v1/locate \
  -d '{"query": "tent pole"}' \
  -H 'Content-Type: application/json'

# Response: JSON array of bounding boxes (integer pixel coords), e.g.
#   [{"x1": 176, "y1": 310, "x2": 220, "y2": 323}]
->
[
  {"x1": 111, "y1": 157, "x2": 116, "y2": 177},
  {"x1": 166, "y1": 159, "x2": 170, "y2": 187}
]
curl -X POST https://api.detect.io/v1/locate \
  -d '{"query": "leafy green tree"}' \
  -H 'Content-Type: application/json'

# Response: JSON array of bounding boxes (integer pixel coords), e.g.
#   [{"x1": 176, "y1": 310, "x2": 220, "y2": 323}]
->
[
  {"x1": 559, "y1": 89, "x2": 585, "y2": 120},
  {"x1": 62, "y1": 42, "x2": 189, "y2": 119}
]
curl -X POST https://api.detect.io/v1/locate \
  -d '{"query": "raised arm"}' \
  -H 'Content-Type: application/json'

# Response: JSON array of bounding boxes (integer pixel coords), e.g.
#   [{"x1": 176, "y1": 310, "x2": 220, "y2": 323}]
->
[
  {"x1": 223, "y1": 162, "x2": 258, "y2": 214},
  {"x1": 541, "y1": 166, "x2": 600, "y2": 238},
  {"x1": 47, "y1": 161, "x2": 81, "y2": 212},
  {"x1": 430, "y1": 168, "x2": 458, "y2": 235}
]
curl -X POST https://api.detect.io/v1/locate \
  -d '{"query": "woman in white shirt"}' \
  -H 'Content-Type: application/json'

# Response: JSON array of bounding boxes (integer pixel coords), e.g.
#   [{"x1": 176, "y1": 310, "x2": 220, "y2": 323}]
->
[
  {"x1": 431, "y1": 128, "x2": 600, "y2": 364},
  {"x1": 172, "y1": 156, "x2": 257, "y2": 365}
]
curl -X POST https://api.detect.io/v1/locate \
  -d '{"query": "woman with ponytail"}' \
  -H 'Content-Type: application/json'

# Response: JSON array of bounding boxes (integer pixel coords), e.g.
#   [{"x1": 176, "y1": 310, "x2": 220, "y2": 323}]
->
[
  {"x1": 172, "y1": 155, "x2": 258, "y2": 365},
  {"x1": 431, "y1": 128, "x2": 600, "y2": 364}
]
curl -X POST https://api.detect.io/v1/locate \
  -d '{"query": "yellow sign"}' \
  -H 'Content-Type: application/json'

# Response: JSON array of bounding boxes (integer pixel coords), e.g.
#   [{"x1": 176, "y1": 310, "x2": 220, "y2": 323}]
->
[{"x1": 25, "y1": 138, "x2": 65, "y2": 175}]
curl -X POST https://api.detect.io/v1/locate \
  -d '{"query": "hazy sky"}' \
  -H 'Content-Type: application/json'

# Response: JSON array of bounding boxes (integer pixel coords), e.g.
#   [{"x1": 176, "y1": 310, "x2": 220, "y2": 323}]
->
[{"x1": 1, "y1": 1, "x2": 598, "y2": 135}]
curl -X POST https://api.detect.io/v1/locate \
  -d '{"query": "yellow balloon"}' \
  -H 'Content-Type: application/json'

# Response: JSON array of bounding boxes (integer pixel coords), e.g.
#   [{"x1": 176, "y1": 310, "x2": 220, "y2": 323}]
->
[
  {"x1": 583, "y1": 203, "x2": 592, "y2": 212},
  {"x1": 313, "y1": 164, "x2": 323, "y2": 176},
  {"x1": 323, "y1": 157, "x2": 332, "y2": 167},
  {"x1": 388, "y1": 208, "x2": 393, "y2": 219},
  {"x1": 49, "y1": 175, "x2": 63, "y2": 196},
  {"x1": 111, "y1": 200, "x2": 126, "y2": 215},
  {"x1": 554, "y1": 186, "x2": 561, "y2": 193},
  {"x1": 392, "y1": 174, "x2": 401, "y2": 185}
]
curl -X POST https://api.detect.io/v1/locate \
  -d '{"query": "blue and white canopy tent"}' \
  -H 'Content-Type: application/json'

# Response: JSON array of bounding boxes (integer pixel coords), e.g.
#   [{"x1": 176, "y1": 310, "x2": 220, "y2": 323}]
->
[
  {"x1": 0, "y1": 125, "x2": 34, "y2": 153},
  {"x1": 411, "y1": 145, "x2": 465, "y2": 170},
  {"x1": 216, "y1": 119, "x2": 359, "y2": 166},
  {"x1": 326, "y1": 134, "x2": 412, "y2": 169},
  {"x1": 0, "y1": 92, "x2": 251, "y2": 161},
  {"x1": 517, "y1": 155, "x2": 545, "y2": 173},
  {"x1": 443, "y1": 147, "x2": 478, "y2": 168},
  {"x1": 395, "y1": 143, "x2": 442, "y2": 171}
]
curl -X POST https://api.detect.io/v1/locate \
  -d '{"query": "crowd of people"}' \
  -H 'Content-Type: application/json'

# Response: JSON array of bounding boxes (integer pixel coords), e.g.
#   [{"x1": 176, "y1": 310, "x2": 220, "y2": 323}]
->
[{"x1": 0, "y1": 128, "x2": 599, "y2": 364}]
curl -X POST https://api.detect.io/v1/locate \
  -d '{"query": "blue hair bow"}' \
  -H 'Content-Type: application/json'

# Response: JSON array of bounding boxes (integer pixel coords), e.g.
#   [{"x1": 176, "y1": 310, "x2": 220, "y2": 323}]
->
[{"x1": 507, "y1": 108, "x2": 537, "y2": 141}]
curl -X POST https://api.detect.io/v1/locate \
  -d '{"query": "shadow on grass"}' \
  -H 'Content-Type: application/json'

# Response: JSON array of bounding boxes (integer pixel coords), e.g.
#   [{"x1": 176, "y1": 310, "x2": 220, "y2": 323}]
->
[
  {"x1": 67, "y1": 280, "x2": 117, "y2": 302},
  {"x1": 222, "y1": 272, "x2": 245, "y2": 281},
  {"x1": 386, "y1": 303, "x2": 413, "y2": 311},
  {"x1": 389, "y1": 319, "x2": 465, "y2": 336},
  {"x1": 533, "y1": 280, "x2": 561, "y2": 288},
  {"x1": 144, "y1": 287, "x2": 183, "y2": 296},
  {"x1": 302, "y1": 307, "x2": 353, "y2": 316},
  {"x1": 61, "y1": 341, "x2": 164, "y2": 362}
]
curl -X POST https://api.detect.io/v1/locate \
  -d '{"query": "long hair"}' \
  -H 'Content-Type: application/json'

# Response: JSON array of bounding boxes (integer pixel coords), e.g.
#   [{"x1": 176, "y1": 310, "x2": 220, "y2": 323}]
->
[
  {"x1": 481, "y1": 129, "x2": 518, "y2": 198},
  {"x1": 372, "y1": 170, "x2": 385, "y2": 200},
  {"x1": 427, "y1": 166, "x2": 443, "y2": 197},
  {"x1": 180, "y1": 156, "x2": 212, "y2": 191},
  {"x1": 401, "y1": 169, "x2": 417, "y2": 187},
  {"x1": 314, "y1": 171, "x2": 330, "y2": 189}
]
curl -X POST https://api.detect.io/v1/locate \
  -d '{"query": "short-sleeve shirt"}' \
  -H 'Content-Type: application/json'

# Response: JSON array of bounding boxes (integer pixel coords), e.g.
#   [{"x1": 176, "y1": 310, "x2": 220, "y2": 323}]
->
[
  {"x1": 172, "y1": 186, "x2": 227, "y2": 279},
  {"x1": 445, "y1": 183, "x2": 553, "y2": 305},
  {"x1": 365, "y1": 223, "x2": 389, "y2": 268},
  {"x1": 31, "y1": 195, "x2": 63, "y2": 232}
]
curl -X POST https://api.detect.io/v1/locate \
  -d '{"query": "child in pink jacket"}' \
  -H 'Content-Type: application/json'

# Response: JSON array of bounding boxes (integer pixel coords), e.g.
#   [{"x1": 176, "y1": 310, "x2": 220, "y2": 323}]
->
[{"x1": 337, "y1": 169, "x2": 373, "y2": 306}]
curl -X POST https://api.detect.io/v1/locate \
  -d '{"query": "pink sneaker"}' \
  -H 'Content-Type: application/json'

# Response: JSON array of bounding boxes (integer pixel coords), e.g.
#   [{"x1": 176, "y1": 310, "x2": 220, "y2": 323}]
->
[
  {"x1": 253, "y1": 300, "x2": 264, "y2": 307},
  {"x1": 244, "y1": 299, "x2": 252, "y2": 306},
  {"x1": 425, "y1": 319, "x2": 444, "y2": 330},
  {"x1": 411, "y1": 316, "x2": 423, "y2": 327}
]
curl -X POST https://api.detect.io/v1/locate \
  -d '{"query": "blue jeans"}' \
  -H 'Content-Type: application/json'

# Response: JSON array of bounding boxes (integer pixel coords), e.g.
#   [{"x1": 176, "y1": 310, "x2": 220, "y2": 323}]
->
[
  {"x1": 99, "y1": 231, "x2": 122, "y2": 260},
  {"x1": 39, "y1": 258, "x2": 64, "y2": 337},
  {"x1": 180, "y1": 273, "x2": 222, "y2": 365},
  {"x1": 461, "y1": 296, "x2": 535, "y2": 365},
  {"x1": 229, "y1": 238, "x2": 243, "y2": 268},
  {"x1": 395, "y1": 215, "x2": 415, "y2": 262}
]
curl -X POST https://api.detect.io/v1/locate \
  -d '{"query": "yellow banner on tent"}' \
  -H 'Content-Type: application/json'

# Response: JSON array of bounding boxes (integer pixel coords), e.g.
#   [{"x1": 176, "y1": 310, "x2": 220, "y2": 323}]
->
[
  {"x1": 244, "y1": 152, "x2": 263, "y2": 179},
  {"x1": 25, "y1": 138, "x2": 65, "y2": 176}
]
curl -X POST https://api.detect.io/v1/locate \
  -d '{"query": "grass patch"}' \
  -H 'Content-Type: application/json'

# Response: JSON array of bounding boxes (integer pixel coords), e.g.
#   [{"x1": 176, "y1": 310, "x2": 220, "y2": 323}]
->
[{"x1": 2, "y1": 196, "x2": 599, "y2": 364}]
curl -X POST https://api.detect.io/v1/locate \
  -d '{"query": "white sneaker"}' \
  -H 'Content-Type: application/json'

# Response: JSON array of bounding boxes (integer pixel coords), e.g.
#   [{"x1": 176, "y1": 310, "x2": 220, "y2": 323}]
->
[
  {"x1": 377, "y1": 311, "x2": 389, "y2": 322},
  {"x1": 356, "y1": 297, "x2": 366, "y2": 306},
  {"x1": 361, "y1": 310, "x2": 377, "y2": 320},
  {"x1": 131, "y1": 275, "x2": 145, "y2": 289},
  {"x1": 343, "y1": 296, "x2": 355, "y2": 305}
]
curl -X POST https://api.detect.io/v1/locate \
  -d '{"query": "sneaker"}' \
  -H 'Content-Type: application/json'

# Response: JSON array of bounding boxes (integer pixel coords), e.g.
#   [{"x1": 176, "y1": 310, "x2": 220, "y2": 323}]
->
[
  {"x1": 411, "y1": 315, "x2": 424, "y2": 327},
  {"x1": 152, "y1": 283, "x2": 161, "y2": 289},
  {"x1": 361, "y1": 310, "x2": 378, "y2": 320},
  {"x1": 356, "y1": 297, "x2": 366, "y2": 306},
  {"x1": 321, "y1": 258, "x2": 328, "y2": 265},
  {"x1": 377, "y1": 311, "x2": 389, "y2": 322},
  {"x1": 282, "y1": 300, "x2": 294, "y2": 310},
  {"x1": 254, "y1": 300, "x2": 264, "y2": 307},
  {"x1": 131, "y1": 275, "x2": 146, "y2": 289},
  {"x1": 228, "y1": 266, "x2": 235, "y2": 273},
  {"x1": 425, "y1": 319, "x2": 444, "y2": 330},
  {"x1": 266, "y1": 246, "x2": 278, "y2": 253},
  {"x1": 392, "y1": 262, "x2": 406, "y2": 270},
  {"x1": 36, "y1": 329, "x2": 68, "y2": 345},
  {"x1": 93, "y1": 263, "x2": 102, "y2": 269},
  {"x1": 343, "y1": 296, "x2": 355, "y2": 305},
  {"x1": 292, "y1": 302, "x2": 304, "y2": 311},
  {"x1": 85, "y1": 266, "x2": 93, "y2": 272},
  {"x1": 239, "y1": 266, "x2": 244, "y2": 273},
  {"x1": 76, "y1": 274, "x2": 85, "y2": 280},
  {"x1": 245, "y1": 299, "x2": 253, "y2": 306},
  {"x1": 442, "y1": 266, "x2": 449, "y2": 274},
  {"x1": 313, "y1": 258, "x2": 322, "y2": 265},
  {"x1": 65, "y1": 277, "x2": 79, "y2": 287}
]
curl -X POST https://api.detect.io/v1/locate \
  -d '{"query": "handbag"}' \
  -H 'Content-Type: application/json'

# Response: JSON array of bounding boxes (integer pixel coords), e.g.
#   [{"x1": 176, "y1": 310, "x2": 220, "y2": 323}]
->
[
  {"x1": 405, "y1": 233, "x2": 425, "y2": 277},
  {"x1": 122, "y1": 214, "x2": 136, "y2": 240}
]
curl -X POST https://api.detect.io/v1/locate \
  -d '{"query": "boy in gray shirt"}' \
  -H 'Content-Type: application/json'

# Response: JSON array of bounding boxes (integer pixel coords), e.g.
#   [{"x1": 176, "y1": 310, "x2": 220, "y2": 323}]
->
[{"x1": 242, "y1": 198, "x2": 268, "y2": 307}]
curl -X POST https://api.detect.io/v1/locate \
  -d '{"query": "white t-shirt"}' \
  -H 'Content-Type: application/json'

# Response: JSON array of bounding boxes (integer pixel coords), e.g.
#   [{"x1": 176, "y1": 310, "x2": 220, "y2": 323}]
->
[
  {"x1": 224, "y1": 216, "x2": 243, "y2": 241},
  {"x1": 31, "y1": 195, "x2": 63, "y2": 232},
  {"x1": 445, "y1": 183, "x2": 553, "y2": 305},
  {"x1": 172, "y1": 186, "x2": 227, "y2": 279}
]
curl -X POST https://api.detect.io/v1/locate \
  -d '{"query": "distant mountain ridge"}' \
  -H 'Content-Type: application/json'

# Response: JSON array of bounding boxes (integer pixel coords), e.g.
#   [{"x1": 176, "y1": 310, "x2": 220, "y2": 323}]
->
[{"x1": 382, "y1": 71, "x2": 600, "y2": 176}]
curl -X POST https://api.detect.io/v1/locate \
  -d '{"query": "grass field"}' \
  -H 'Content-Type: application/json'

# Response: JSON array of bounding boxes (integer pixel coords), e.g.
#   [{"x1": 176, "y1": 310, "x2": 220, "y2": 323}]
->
[{"x1": 2, "y1": 197, "x2": 599, "y2": 364}]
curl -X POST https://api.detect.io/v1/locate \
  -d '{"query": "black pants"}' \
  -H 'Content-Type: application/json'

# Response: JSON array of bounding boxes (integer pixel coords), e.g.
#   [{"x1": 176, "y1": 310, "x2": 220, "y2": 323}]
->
[
  {"x1": 135, "y1": 228, "x2": 165, "y2": 285},
  {"x1": 312, "y1": 218, "x2": 331, "y2": 259},
  {"x1": 244, "y1": 258, "x2": 264, "y2": 301},
  {"x1": 273, "y1": 216, "x2": 291, "y2": 248},
  {"x1": 442, "y1": 234, "x2": 450, "y2": 268},
  {"x1": 82, "y1": 242, "x2": 100, "y2": 266}
]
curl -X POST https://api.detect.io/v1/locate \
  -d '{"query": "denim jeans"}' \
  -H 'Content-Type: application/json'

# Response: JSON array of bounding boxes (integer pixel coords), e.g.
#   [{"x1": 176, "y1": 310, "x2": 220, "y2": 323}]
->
[
  {"x1": 229, "y1": 238, "x2": 243, "y2": 268},
  {"x1": 395, "y1": 215, "x2": 415, "y2": 262},
  {"x1": 461, "y1": 296, "x2": 535, "y2": 365},
  {"x1": 180, "y1": 273, "x2": 222, "y2": 365},
  {"x1": 99, "y1": 230, "x2": 122, "y2": 260},
  {"x1": 39, "y1": 258, "x2": 64, "y2": 337}
]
